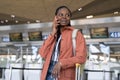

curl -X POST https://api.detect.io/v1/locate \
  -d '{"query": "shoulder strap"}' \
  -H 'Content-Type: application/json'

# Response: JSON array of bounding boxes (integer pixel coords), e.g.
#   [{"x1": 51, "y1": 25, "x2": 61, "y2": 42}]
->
[
  {"x1": 72, "y1": 29, "x2": 79, "y2": 56},
  {"x1": 72, "y1": 29, "x2": 85, "y2": 79}
]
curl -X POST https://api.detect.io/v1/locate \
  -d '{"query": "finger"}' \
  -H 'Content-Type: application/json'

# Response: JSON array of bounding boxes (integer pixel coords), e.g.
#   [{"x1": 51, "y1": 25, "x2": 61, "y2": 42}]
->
[
  {"x1": 51, "y1": 71, "x2": 55, "y2": 77},
  {"x1": 52, "y1": 70, "x2": 55, "y2": 75},
  {"x1": 57, "y1": 69, "x2": 60, "y2": 78},
  {"x1": 54, "y1": 16, "x2": 58, "y2": 22},
  {"x1": 52, "y1": 68, "x2": 57, "y2": 78},
  {"x1": 55, "y1": 16, "x2": 60, "y2": 24},
  {"x1": 52, "y1": 71, "x2": 57, "y2": 78},
  {"x1": 57, "y1": 20, "x2": 60, "y2": 24}
]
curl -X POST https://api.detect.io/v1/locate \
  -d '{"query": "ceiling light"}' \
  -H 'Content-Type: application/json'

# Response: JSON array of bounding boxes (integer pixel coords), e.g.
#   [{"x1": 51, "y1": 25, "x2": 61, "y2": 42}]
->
[
  {"x1": 15, "y1": 20, "x2": 18, "y2": 23},
  {"x1": 78, "y1": 8, "x2": 82, "y2": 11},
  {"x1": 1, "y1": 21, "x2": 4, "y2": 23},
  {"x1": 36, "y1": 20, "x2": 40, "y2": 23},
  {"x1": 86, "y1": 15, "x2": 93, "y2": 19},
  {"x1": 27, "y1": 21, "x2": 30, "y2": 24},
  {"x1": 11, "y1": 15, "x2": 15, "y2": 18},
  {"x1": 5, "y1": 20, "x2": 8, "y2": 22},
  {"x1": 114, "y1": 11, "x2": 119, "y2": 14}
]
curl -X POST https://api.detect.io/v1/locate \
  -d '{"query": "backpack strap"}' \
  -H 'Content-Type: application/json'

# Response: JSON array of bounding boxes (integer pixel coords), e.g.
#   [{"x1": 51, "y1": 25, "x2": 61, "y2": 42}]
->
[
  {"x1": 72, "y1": 29, "x2": 79, "y2": 56},
  {"x1": 72, "y1": 29, "x2": 85, "y2": 80}
]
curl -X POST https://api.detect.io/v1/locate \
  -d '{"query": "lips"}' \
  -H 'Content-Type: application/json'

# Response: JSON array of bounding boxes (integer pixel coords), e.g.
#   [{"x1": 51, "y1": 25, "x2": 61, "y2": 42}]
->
[{"x1": 60, "y1": 20, "x2": 68, "y2": 24}]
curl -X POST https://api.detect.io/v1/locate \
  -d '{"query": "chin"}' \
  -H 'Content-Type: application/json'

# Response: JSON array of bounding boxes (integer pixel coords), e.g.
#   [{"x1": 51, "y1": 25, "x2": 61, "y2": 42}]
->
[{"x1": 61, "y1": 24, "x2": 68, "y2": 26}]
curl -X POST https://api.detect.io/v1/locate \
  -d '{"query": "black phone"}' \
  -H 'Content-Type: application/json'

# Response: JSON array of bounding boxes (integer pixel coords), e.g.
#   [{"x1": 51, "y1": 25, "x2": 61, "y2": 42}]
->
[
  {"x1": 57, "y1": 25, "x2": 61, "y2": 34},
  {"x1": 56, "y1": 25, "x2": 61, "y2": 41}
]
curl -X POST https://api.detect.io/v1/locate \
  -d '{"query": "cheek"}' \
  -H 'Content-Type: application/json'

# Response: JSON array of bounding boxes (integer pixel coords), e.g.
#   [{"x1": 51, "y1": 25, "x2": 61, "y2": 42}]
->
[
  {"x1": 67, "y1": 17, "x2": 70, "y2": 21},
  {"x1": 67, "y1": 19, "x2": 70, "y2": 23}
]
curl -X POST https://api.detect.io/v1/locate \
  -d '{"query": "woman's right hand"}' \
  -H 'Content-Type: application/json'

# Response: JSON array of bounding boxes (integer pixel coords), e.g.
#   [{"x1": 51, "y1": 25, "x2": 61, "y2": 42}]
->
[{"x1": 51, "y1": 16, "x2": 60, "y2": 36}]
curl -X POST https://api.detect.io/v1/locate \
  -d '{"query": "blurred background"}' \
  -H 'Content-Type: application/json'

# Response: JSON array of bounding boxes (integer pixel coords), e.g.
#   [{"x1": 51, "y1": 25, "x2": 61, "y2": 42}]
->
[{"x1": 0, "y1": 0, "x2": 120, "y2": 80}]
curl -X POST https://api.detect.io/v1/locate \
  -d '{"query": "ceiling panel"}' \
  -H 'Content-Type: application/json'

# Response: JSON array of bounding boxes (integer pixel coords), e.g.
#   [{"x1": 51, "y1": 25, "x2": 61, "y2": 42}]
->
[
  {"x1": 72, "y1": 0, "x2": 120, "y2": 19},
  {"x1": 0, "y1": 0, "x2": 120, "y2": 25}
]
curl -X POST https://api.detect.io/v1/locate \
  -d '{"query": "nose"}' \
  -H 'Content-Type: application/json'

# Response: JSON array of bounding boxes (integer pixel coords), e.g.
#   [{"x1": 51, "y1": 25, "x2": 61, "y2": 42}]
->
[
  {"x1": 62, "y1": 14, "x2": 68, "y2": 18},
  {"x1": 62, "y1": 15, "x2": 66, "y2": 18}
]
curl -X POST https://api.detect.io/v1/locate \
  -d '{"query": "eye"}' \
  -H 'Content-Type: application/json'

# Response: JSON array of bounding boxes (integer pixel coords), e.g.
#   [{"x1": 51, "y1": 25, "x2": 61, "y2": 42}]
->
[
  {"x1": 57, "y1": 13, "x2": 71, "y2": 18},
  {"x1": 58, "y1": 13, "x2": 64, "y2": 17},
  {"x1": 66, "y1": 14, "x2": 70, "y2": 17}
]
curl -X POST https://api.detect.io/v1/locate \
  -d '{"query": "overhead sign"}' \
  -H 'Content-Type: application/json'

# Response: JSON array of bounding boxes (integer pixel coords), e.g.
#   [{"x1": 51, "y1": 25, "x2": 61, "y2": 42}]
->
[{"x1": 109, "y1": 32, "x2": 120, "y2": 38}]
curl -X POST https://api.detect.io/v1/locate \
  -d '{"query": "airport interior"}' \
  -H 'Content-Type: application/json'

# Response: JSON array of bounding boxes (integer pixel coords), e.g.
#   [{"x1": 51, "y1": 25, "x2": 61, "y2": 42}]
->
[{"x1": 0, "y1": 0, "x2": 120, "y2": 80}]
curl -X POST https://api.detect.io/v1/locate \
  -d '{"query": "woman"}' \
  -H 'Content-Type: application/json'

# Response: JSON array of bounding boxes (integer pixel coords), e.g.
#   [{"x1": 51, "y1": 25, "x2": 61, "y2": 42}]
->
[{"x1": 39, "y1": 6, "x2": 87, "y2": 80}]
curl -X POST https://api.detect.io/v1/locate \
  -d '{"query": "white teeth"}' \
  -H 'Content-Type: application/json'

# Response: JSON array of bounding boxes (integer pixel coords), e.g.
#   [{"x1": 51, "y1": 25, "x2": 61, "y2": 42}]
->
[
  {"x1": 61, "y1": 20, "x2": 66, "y2": 23},
  {"x1": 61, "y1": 21, "x2": 66, "y2": 23}
]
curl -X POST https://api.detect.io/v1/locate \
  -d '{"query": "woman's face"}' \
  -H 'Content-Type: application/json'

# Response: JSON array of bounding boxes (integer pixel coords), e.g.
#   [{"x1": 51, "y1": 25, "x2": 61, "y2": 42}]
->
[{"x1": 56, "y1": 8, "x2": 71, "y2": 26}]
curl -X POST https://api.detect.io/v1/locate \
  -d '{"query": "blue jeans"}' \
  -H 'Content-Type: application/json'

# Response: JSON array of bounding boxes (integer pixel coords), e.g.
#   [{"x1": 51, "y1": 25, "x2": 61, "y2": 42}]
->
[{"x1": 46, "y1": 61, "x2": 57, "y2": 80}]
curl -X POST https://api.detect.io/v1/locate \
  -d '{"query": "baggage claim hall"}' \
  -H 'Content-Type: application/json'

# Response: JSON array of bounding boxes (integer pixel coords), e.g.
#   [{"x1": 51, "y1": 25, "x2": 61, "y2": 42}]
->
[{"x1": 0, "y1": 0, "x2": 120, "y2": 80}]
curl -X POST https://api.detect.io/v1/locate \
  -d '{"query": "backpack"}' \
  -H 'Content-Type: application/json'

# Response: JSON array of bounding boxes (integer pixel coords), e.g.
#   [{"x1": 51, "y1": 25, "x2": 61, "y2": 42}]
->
[{"x1": 72, "y1": 29, "x2": 85, "y2": 80}]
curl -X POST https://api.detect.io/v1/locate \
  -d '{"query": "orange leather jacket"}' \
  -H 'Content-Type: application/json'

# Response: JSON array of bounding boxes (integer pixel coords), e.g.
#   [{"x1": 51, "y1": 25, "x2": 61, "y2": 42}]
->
[{"x1": 39, "y1": 26, "x2": 87, "y2": 80}]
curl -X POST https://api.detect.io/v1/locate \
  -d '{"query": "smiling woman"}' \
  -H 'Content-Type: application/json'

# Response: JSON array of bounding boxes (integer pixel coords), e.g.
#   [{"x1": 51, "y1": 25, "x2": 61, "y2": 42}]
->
[
  {"x1": 39, "y1": 6, "x2": 87, "y2": 80},
  {"x1": 55, "y1": 6, "x2": 71, "y2": 27}
]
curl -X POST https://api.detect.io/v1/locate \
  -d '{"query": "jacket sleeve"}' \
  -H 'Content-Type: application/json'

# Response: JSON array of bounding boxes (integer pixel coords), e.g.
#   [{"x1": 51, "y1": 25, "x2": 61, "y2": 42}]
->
[
  {"x1": 59, "y1": 31, "x2": 87, "y2": 69},
  {"x1": 39, "y1": 34, "x2": 55, "y2": 59}
]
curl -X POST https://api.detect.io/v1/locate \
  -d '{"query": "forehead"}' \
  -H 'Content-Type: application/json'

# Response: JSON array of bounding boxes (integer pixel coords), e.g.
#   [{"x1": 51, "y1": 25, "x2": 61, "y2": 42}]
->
[{"x1": 57, "y1": 8, "x2": 70, "y2": 14}]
